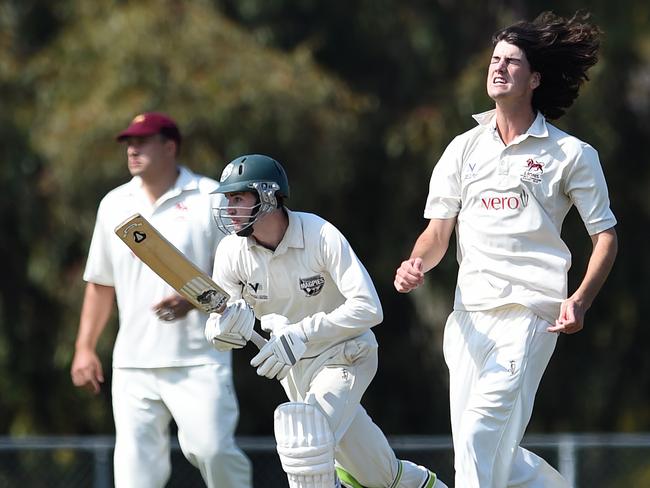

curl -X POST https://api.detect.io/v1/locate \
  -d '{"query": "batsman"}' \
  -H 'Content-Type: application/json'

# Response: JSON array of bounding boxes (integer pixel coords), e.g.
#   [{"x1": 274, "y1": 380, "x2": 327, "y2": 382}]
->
[{"x1": 204, "y1": 154, "x2": 448, "y2": 488}]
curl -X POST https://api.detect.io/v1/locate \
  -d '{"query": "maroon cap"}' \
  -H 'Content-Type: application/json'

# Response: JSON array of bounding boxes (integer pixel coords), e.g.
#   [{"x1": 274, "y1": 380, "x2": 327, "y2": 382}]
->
[{"x1": 116, "y1": 112, "x2": 182, "y2": 145}]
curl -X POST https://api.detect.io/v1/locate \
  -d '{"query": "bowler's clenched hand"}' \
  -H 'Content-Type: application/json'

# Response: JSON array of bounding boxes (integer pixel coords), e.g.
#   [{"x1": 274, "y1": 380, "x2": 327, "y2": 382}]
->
[{"x1": 394, "y1": 257, "x2": 425, "y2": 293}]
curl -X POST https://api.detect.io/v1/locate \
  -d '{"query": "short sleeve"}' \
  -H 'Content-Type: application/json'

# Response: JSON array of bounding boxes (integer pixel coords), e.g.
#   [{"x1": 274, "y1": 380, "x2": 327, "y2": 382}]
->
[
  {"x1": 82, "y1": 201, "x2": 115, "y2": 286},
  {"x1": 564, "y1": 144, "x2": 617, "y2": 235},
  {"x1": 424, "y1": 136, "x2": 463, "y2": 219}
]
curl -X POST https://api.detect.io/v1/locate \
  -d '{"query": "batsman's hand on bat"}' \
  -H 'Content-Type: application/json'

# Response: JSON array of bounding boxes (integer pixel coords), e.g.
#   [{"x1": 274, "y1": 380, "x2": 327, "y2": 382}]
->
[
  {"x1": 153, "y1": 294, "x2": 193, "y2": 322},
  {"x1": 71, "y1": 348, "x2": 104, "y2": 394},
  {"x1": 394, "y1": 257, "x2": 425, "y2": 293},
  {"x1": 204, "y1": 299, "x2": 255, "y2": 351},
  {"x1": 250, "y1": 316, "x2": 307, "y2": 380}
]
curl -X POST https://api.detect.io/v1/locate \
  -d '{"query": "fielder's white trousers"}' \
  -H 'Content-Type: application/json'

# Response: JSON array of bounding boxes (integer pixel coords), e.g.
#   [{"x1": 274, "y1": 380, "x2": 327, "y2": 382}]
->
[
  {"x1": 112, "y1": 364, "x2": 252, "y2": 488},
  {"x1": 443, "y1": 305, "x2": 570, "y2": 488},
  {"x1": 282, "y1": 335, "x2": 437, "y2": 487}
]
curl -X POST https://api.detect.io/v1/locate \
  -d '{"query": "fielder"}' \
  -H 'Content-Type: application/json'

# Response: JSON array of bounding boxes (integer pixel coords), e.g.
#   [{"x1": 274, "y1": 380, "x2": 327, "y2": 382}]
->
[
  {"x1": 71, "y1": 113, "x2": 251, "y2": 487},
  {"x1": 394, "y1": 11, "x2": 617, "y2": 488},
  {"x1": 204, "y1": 154, "x2": 448, "y2": 488}
]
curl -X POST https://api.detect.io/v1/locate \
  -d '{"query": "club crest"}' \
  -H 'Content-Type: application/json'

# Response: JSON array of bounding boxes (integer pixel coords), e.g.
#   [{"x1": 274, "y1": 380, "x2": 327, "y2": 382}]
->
[
  {"x1": 299, "y1": 275, "x2": 325, "y2": 297},
  {"x1": 521, "y1": 158, "x2": 544, "y2": 184}
]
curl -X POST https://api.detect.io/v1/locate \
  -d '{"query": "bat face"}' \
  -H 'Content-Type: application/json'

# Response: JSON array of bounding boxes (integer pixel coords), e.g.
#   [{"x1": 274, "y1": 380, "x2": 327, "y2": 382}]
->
[{"x1": 114, "y1": 213, "x2": 230, "y2": 314}]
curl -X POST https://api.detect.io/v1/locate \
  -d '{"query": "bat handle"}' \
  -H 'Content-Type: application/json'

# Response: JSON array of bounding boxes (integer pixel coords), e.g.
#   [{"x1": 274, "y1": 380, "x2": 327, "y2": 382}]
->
[{"x1": 250, "y1": 330, "x2": 267, "y2": 350}]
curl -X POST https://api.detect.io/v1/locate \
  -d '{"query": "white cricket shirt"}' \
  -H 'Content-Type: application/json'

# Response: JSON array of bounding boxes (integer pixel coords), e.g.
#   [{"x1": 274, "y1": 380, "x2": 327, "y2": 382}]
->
[
  {"x1": 84, "y1": 166, "x2": 229, "y2": 368},
  {"x1": 424, "y1": 109, "x2": 617, "y2": 323},
  {"x1": 212, "y1": 210, "x2": 382, "y2": 357}
]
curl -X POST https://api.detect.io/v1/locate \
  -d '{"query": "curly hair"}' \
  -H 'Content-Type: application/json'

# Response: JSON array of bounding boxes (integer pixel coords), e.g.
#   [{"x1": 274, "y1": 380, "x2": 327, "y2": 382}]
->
[{"x1": 492, "y1": 11, "x2": 602, "y2": 119}]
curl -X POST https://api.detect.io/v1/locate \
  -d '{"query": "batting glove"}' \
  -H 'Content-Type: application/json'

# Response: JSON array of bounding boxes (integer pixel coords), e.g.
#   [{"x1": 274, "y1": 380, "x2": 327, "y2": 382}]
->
[
  {"x1": 260, "y1": 313, "x2": 291, "y2": 334},
  {"x1": 250, "y1": 326, "x2": 308, "y2": 380},
  {"x1": 205, "y1": 299, "x2": 255, "y2": 351}
]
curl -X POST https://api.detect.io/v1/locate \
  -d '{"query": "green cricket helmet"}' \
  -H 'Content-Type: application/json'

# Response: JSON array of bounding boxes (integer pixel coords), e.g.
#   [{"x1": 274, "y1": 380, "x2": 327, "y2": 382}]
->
[{"x1": 212, "y1": 154, "x2": 290, "y2": 236}]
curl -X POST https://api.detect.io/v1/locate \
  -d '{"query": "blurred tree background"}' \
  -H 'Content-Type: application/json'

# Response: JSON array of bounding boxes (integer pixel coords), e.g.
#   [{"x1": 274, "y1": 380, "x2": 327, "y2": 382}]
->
[{"x1": 0, "y1": 0, "x2": 648, "y2": 438}]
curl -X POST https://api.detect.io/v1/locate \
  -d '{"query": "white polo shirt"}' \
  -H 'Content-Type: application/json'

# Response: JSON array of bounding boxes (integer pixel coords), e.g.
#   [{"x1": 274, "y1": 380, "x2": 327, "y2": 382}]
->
[
  {"x1": 212, "y1": 210, "x2": 381, "y2": 357},
  {"x1": 84, "y1": 166, "x2": 229, "y2": 368},
  {"x1": 424, "y1": 109, "x2": 617, "y2": 323}
]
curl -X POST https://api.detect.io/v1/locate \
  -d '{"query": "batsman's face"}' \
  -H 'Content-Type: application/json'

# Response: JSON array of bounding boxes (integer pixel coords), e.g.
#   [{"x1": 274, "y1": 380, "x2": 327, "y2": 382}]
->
[
  {"x1": 487, "y1": 41, "x2": 540, "y2": 103},
  {"x1": 224, "y1": 192, "x2": 257, "y2": 231},
  {"x1": 125, "y1": 135, "x2": 174, "y2": 176}
]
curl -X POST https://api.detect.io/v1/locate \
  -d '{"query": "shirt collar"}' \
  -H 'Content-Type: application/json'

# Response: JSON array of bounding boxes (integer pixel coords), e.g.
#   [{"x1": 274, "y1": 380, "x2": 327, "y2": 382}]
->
[
  {"x1": 247, "y1": 209, "x2": 304, "y2": 254},
  {"x1": 472, "y1": 109, "x2": 549, "y2": 141},
  {"x1": 280, "y1": 209, "x2": 304, "y2": 251},
  {"x1": 527, "y1": 111, "x2": 549, "y2": 138},
  {"x1": 472, "y1": 108, "x2": 498, "y2": 129},
  {"x1": 126, "y1": 165, "x2": 197, "y2": 196},
  {"x1": 175, "y1": 165, "x2": 199, "y2": 191}
]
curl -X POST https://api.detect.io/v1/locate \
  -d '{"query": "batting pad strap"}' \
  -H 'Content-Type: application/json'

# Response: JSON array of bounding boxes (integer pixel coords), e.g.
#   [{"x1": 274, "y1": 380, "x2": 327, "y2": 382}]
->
[{"x1": 274, "y1": 402, "x2": 335, "y2": 486}]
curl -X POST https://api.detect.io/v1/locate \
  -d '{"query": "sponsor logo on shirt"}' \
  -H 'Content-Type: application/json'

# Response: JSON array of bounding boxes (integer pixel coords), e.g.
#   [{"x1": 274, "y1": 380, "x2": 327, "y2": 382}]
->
[
  {"x1": 241, "y1": 281, "x2": 268, "y2": 299},
  {"x1": 521, "y1": 158, "x2": 544, "y2": 184},
  {"x1": 464, "y1": 162, "x2": 479, "y2": 180},
  {"x1": 480, "y1": 189, "x2": 529, "y2": 210},
  {"x1": 299, "y1": 274, "x2": 325, "y2": 297}
]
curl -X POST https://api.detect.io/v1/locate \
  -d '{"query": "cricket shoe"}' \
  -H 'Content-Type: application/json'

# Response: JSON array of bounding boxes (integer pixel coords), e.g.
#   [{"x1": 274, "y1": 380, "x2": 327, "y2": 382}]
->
[{"x1": 336, "y1": 466, "x2": 446, "y2": 488}]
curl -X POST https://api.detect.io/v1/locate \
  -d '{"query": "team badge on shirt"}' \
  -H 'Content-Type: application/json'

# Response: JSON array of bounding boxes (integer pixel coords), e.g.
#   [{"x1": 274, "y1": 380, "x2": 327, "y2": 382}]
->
[
  {"x1": 299, "y1": 275, "x2": 325, "y2": 297},
  {"x1": 520, "y1": 158, "x2": 544, "y2": 184}
]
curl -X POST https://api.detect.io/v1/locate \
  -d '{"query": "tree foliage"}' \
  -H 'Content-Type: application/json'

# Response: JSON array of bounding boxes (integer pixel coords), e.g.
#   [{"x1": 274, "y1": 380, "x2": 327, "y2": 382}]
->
[{"x1": 0, "y1": 0, "x2": 648, "y2": 436}]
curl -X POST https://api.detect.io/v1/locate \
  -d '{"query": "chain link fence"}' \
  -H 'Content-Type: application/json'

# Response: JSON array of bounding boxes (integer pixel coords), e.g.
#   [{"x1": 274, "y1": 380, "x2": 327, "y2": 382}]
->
[{"x1": 0, "y1": 433, "x2": 649, "y2": 487}]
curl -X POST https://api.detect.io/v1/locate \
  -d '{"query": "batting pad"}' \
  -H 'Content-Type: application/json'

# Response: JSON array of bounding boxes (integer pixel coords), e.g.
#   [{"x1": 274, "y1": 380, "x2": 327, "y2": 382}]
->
[{"x1": 274, "y1": 402, "x2": 336, "y2": 488}]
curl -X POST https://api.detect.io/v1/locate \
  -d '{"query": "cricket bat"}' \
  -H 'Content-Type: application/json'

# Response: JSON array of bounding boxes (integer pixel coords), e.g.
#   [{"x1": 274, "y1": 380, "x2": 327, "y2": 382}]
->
[{"x1": 114, "y1": 213, "x2": 266, "y2": 350}]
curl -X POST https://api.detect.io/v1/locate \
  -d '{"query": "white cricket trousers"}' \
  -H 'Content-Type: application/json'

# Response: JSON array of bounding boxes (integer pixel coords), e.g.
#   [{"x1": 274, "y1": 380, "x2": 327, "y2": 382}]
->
[
  {"x1": 443, "y1": 305, "x2": 570, "y2": 488},
  {"x1": 112, "y1": 364, "x2": 252, "y2": 488},
  {"x1": 282, "y1": 335, "x2": 437, "y2": 488}
]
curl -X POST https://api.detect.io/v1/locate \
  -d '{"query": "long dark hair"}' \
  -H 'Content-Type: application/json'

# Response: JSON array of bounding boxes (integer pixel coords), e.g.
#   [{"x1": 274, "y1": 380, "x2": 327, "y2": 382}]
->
[{"x1": 492, "y1": 11, "x2": 602, "y2": 119}]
